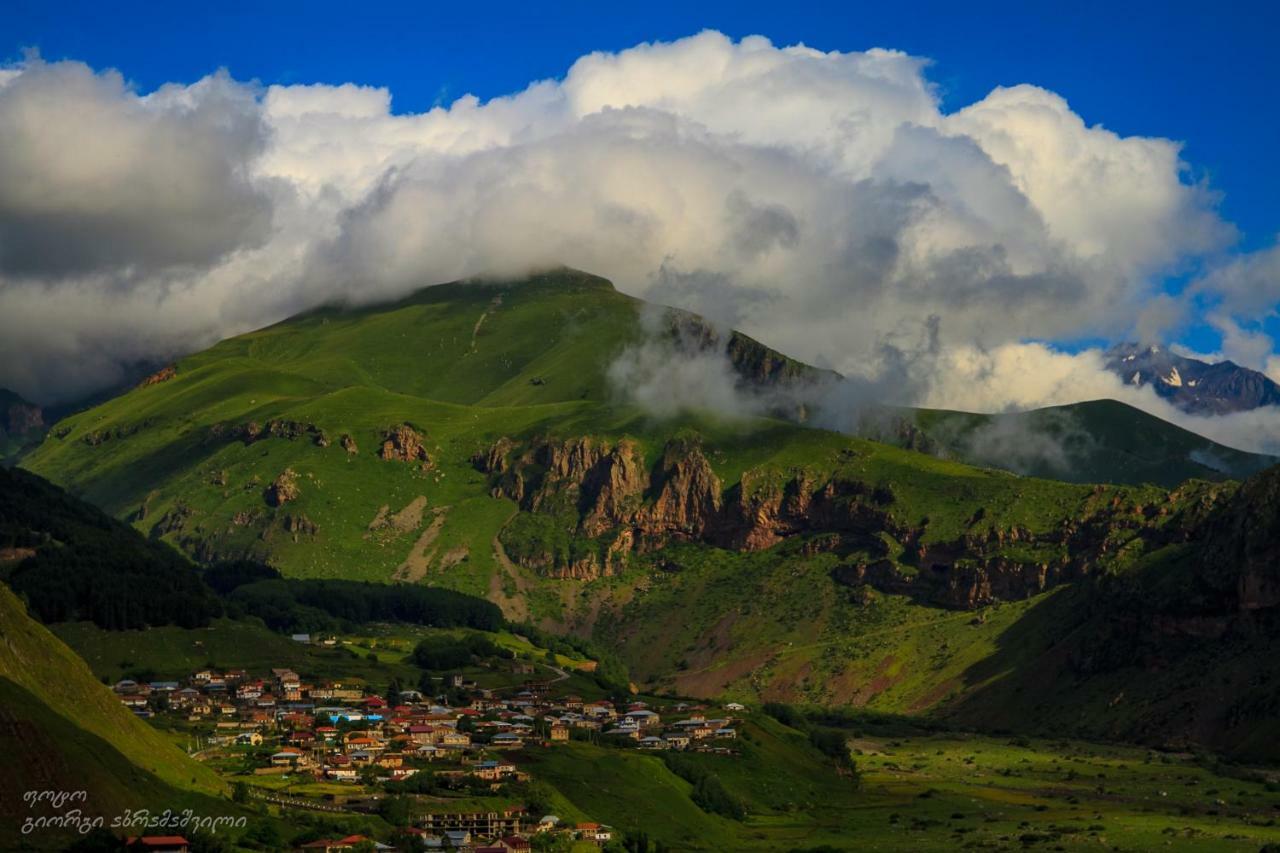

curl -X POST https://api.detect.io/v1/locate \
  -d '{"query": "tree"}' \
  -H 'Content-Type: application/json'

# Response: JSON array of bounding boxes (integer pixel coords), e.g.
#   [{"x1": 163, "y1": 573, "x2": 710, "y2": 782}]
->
[{"x1": 377, "y1": 795, "x2": 411, "y2": 826}]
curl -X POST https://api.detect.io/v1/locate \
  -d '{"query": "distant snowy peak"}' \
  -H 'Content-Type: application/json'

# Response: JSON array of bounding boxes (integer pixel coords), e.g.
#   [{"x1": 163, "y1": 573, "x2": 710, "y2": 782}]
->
[{"x1": 1105, "y1": 344, "x2": 1280, "y2": 415}]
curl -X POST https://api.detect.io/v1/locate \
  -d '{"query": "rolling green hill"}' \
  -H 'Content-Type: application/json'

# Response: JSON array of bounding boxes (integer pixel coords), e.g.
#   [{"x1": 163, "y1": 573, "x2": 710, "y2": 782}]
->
[{"x1": 16, "y1": 267, "x2": 1280, "y2": 765}]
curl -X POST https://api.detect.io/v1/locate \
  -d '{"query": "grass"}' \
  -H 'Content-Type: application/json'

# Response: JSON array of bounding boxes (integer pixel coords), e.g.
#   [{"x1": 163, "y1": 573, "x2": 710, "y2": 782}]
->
[
  {"x1": 55, "y1": 618, "x2": 598, "y2": 695},
  {"x1": 522, "y1": 712, "x2": 1280, "y2": 851},
  {"x1": 0, "y1": 585, "x2": 245, "y2": 849}
]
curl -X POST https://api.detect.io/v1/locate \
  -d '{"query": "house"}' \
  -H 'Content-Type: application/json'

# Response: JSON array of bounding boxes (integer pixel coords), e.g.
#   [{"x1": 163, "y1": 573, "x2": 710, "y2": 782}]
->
[
  {"x1": 725, "y1": 702, "x2": 746, "y2": 711},
  {"x1": 623, "y1": 709, "x2": 661, "y2": 729},
  {"x1": 124, "y1": 837, "x2": 189, "y2": 853},
  {"x1": 270, "y1": 748, "x2": 306, "y2": 767},
  {"x1": 288, "y1": 731, "x2": 317, "y2": 747},
  {"x1": 444, "y1": 830, "x2": 472, "y2": 848},
  {"x1": 398, "y1": 827, "x2": 445, "y2": 849},
  {"x1": 438, "y1": 730, "x2": 471, "y2": 748},
  {"x1": 490, "y1": 733, "x2": 523, "y2": 749},
  {"x1": 235, "y1": 732, "x2": 263, "y2": 746},
  {"x1": 470, "y1": 760, "x2": 516, "y2": 781},
  {"x1": 419, "y1": 809, "x2": 522, "y2": 836},
  {"x1": 664, "y1": 734, "x2": 691, "y2": 750},
  {"x1": 638, "y1": 736, "x2": 667, "y2": 750},
  {"x1": 496, "y1": 835, "x2": 531, "y2": 852},
  {"x1": 549, "y1": 723, "x2": 570, "y2": 742},
  {"x1": 291, "y1": 633, "x2": 312, "y2": 643},
  {"x1": 575, "y1": 823, "x2": 613, "y2": 842}
]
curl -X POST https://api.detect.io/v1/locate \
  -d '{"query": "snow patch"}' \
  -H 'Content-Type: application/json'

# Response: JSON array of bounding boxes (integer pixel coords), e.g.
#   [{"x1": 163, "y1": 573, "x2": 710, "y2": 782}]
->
[{"x1": 1161, "y1": 367, "x2": 1183, "y2": 387}]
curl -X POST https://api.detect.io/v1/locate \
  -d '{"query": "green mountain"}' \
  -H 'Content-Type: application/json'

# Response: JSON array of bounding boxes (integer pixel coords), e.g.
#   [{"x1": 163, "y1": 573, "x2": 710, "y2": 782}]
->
[
  {"x1": 17, "y1": 268, "x2": 1280, "y2": 761},
  {"x1": 871, "y1": 399, "x2": 1275, "y2": 487}
]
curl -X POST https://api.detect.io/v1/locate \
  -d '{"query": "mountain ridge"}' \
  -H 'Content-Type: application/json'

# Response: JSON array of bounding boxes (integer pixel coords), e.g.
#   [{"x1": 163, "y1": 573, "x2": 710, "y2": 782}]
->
[{"x1": 1105, "y1": 341, "x2": 1280, "y2": 414}]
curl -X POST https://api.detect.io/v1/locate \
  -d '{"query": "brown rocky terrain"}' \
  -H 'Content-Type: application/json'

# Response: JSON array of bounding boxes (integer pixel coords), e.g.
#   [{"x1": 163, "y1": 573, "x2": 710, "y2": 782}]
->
[
  {"x1": 476, "y1": 433, "x2": 1207, "y2": 606},
  {"x1": 138, "y1": 365, "x2": 177, "y2": 387},
  {"x1": 380, "y1": 424, "x2": 432, "y2": 466},
  {"x1": 265, "y1": 469, "x2": 300, "y2": 507}
]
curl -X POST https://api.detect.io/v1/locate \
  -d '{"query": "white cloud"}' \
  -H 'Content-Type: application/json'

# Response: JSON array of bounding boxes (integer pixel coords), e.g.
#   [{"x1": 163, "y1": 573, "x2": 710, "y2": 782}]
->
[
  {"x1": 0, "y1": 30, "x2": 1265, "y2": 432},
  {"x1": 0, "y1": 58, "x2": 271, "y2": 278}
]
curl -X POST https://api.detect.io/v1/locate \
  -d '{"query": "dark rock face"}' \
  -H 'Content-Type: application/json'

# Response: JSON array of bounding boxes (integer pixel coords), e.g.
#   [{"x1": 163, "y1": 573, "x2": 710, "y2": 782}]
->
[
  {"x1": 479, "y1": 433, "x2": 1191, "y2": 601},
  {"x1": 211, "y1": 418, "x2": 322, "y2": 445},
  {"x1": 1198, "y1": 466, "x2": 1280, "y2": 615},
  {"x1": 1105, "y1": 343, "x2": 1280, "y2": 415}
]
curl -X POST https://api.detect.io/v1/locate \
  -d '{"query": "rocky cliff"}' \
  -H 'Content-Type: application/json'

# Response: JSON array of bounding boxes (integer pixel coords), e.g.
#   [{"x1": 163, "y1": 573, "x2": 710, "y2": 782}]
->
[{"x1": 477, "y1": 433, "x2": 1205, "y2": 606}]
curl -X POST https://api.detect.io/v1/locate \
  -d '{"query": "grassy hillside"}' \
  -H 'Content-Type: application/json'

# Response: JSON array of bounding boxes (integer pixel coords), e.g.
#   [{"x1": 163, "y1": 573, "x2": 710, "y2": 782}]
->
[
  {"x1": 0, "y1": 585, "x2": 232, "y2": 848},
  {"x1": 17, "y1": 267, "x2": 1280, "y2": 766},
  {"x1": 901, "y1": 399, "x2": 1274, "y2": 487},
  {"x1": 19, "y1": 269, "x2": 1166, "y2": 598},
  {"x1": 524, "y1": 712, "x2": 1280, "y2": 851}
]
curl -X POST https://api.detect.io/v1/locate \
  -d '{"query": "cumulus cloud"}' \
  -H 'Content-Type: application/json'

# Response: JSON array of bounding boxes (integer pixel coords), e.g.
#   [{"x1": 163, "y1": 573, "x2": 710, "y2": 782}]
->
[
  {"x1": 0, "y1": 58, "x2": 272, "y2": 278},
  {"x1": 0, "y1": 29, "x2": 1270, "y2": 451}
]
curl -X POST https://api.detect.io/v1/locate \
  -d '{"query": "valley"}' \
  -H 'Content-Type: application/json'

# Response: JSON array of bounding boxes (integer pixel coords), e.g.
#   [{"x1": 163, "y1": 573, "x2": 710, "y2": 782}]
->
[{"x1": 4, "y1": 269, "x2": 1279, "y2": 850}]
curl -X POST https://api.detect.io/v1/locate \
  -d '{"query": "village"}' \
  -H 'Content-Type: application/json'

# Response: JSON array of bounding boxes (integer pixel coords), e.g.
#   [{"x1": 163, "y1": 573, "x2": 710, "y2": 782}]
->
[{"x1": 113, "y1": 655, "x2": 748, "y2": 852}]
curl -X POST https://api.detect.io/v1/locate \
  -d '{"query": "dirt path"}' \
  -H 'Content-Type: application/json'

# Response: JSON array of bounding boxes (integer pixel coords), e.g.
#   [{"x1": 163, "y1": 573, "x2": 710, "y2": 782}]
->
[
  {"x1": 392, "y1": 506, "x2": 448, "y2": 582},
  {"x1": 487, "y1": 517, "x2": 531, "y2": 622},
  {"x1": 468, "y1": 294, "x2": 503, "y2": 354}
]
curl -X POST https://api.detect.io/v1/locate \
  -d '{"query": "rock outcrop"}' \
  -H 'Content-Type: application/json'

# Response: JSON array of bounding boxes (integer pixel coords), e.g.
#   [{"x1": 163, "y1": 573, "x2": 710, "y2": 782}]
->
[
  {"x1": 139, "y1": 365, "x2": 177, "y2": 387},
  {"x1": 478, "y1": 431, "x2": 1216, "y2": 606},
  {"x1": 380, "y1": 424, "x2": 431, "y2": 466},
  {"x1": 265, "y1": 469, "x2": 300, "y2": 507}
]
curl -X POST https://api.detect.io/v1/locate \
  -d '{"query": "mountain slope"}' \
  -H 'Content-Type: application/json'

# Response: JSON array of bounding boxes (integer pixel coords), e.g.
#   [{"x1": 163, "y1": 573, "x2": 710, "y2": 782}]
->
[
  {"x1": 0, "y1": 583, "x2": 228, "y2": 846},
  {"x1": 17, "y1": 267, "x2": 1280, "y2": 762},
  {"x1": 1106, "y1": 342, "x2": 1280, "y2": 414},
  {"x1": 883, "y1": 398, "x2": 1275, "y2": 487}
]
